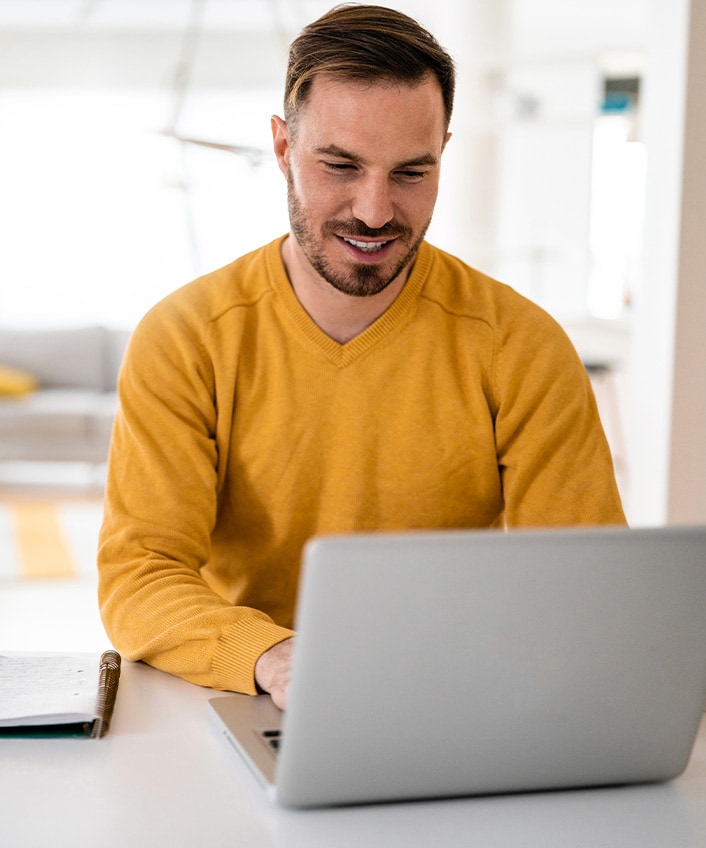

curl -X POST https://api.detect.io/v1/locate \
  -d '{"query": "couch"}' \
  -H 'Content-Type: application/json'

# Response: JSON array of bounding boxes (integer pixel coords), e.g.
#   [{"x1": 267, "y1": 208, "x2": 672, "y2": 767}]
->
[{"x1": 0, "y1": 326, "x2": 130, "y2": 464}]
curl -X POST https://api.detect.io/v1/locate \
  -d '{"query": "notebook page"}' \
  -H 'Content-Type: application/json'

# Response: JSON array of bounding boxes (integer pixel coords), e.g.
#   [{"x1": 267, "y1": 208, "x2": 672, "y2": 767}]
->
[{"x1": 0, "y1": 653, "x2": 100, "y2": 725}]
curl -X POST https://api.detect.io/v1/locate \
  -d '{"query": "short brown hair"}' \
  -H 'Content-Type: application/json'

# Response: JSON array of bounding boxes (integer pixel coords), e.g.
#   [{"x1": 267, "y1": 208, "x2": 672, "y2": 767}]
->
[{"x1": 284, "y1": 4, "x2": 455, "y2": 131}]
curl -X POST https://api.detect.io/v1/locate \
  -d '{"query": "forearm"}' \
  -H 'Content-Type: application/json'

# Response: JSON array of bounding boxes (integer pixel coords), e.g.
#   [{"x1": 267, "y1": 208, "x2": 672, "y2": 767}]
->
[{"x1": 98, "y1": 531, "x2": 295, "y2": 692}]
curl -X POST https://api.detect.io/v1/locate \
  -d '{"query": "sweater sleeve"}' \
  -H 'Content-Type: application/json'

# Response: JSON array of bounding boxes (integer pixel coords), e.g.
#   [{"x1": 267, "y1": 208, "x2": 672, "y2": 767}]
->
[
  {"x1": 493, "y1": 299, "x2": 626, "y2": 528},
  {"x1": 97, "y1": 300, "x2": 294, "y2": 694}
]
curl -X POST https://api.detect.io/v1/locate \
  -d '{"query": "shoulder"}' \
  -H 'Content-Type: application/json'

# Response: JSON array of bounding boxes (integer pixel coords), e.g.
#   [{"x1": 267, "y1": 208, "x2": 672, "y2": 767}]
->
[
  {"x1": 123, "y1": 238, "x2": 286, "y2": 382},
  {"x1": 419, "y1": 242, "x2": 560, "y2": 332},
  {"x1": 140, "y1": 237, "x2": 286, "y2": 334},
  {"x1": 419, "y1": 243, "x2": 577, "y2": 353}
]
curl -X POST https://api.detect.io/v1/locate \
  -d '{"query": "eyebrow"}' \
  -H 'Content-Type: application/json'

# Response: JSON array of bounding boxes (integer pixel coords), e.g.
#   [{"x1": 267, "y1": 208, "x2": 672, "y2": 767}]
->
[{"x1": 315, "y1": 144, "x2": 440, "y2": 169}]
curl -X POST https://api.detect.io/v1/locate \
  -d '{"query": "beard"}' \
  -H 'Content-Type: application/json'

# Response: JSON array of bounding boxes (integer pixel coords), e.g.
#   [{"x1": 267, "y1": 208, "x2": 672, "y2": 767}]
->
[{"x1": 287, "y1": 174, "x2": 431, "y2": 298}]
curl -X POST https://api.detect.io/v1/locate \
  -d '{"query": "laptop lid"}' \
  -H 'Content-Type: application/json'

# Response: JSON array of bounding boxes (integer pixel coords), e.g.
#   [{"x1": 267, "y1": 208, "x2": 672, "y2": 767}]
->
[{"x1": 209, "y1": 524, "x2": 706, "y2": 808}]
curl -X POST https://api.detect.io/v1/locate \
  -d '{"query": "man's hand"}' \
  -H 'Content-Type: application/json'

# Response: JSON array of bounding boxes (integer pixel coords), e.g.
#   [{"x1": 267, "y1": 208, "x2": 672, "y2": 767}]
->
[{"x1": 254, "y1": 638, "x2": 295, "y2": 710}]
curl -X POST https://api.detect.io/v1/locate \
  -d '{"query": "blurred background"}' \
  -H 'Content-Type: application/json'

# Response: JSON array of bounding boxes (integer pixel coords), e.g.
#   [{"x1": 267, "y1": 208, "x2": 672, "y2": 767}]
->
[{"x1": 0, "y1": 0, "x2": 704, "y2": 529}]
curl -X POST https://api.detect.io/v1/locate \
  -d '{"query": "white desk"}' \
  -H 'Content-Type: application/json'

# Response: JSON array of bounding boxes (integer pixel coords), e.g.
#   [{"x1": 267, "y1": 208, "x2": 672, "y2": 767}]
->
[{"x1": 2, "y1": 584, "x2": 706, "y2": 848}]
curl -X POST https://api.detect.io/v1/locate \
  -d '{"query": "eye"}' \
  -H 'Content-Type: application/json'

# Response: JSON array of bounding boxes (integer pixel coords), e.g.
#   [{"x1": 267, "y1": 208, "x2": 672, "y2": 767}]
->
[
  {"x1": 324, "y1": 161, "x2": 357, "y2": 173},
  {"x1": 395, "y1": 169, "x2": 427, "y2": 182}
]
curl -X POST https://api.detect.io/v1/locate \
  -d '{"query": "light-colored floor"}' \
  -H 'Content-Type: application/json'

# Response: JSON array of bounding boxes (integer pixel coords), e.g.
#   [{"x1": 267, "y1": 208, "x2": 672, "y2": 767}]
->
[
  {"x1": 0, "y1": 476, "x2": 106, "y2": 651},
  {"x1": 0, "y1": 499, "x2": 103, "y2": 579}
]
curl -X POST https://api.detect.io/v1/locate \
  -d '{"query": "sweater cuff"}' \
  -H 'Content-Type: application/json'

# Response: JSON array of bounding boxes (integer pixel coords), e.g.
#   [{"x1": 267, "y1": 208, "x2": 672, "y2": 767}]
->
[{"x1": 211, "y1": 615, "x2": 295, "y2": 694}]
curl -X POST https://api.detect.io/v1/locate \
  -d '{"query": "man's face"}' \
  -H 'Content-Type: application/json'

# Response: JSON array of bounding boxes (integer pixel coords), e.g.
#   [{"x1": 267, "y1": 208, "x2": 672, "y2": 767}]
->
[{"x1": 272, "y1": 74, "x2": 450, "y2": 298}]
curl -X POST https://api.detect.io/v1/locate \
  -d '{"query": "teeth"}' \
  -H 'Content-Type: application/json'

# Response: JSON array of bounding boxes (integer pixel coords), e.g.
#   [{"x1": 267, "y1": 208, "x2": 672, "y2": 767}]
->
[{"x1": 343, "y1": 238, "x2": 387, "y2": 253}]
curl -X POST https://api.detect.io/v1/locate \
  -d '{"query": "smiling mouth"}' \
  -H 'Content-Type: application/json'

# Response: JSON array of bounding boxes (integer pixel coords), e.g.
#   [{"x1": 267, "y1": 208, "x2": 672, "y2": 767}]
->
[{"x1": 341, "y1": 236, "x2": 391, "y2": 254}]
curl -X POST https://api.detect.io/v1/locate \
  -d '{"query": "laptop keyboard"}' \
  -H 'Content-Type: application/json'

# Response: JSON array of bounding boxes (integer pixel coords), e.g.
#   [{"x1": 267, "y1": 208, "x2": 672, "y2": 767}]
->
[{"x1": 260, "y1": 729, "x2": 281, "y2": 753}]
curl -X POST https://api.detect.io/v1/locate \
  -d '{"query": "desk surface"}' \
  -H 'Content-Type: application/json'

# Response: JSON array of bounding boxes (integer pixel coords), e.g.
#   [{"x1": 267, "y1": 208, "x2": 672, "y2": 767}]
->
[{"x1": 2, "y1": 583, "x2": 706, "y2": 848}]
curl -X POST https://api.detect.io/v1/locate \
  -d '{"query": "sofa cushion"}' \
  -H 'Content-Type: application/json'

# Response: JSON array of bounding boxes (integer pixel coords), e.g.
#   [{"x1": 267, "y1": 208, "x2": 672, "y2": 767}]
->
[
  {"x1": 0, "y1": 327, "x2": 105, "y2": 390},
  {"x1": 0, "y1": 389, "x2": 119, "y2": 463},
  {"x1": 103, "y1": 328, "x2": 131, "y2": 390},
  {"x1": 0, "y1": 389, "x2": 114, "y2": 436},
  {"x1": 0, "y1": 363, "x2": 38, "y2": 395}
]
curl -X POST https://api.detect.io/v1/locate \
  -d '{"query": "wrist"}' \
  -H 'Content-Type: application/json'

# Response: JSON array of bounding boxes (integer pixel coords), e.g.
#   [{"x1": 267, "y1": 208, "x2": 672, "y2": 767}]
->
[{"x1": 254, "y1": 637, "x2": 294, "y2": 694}]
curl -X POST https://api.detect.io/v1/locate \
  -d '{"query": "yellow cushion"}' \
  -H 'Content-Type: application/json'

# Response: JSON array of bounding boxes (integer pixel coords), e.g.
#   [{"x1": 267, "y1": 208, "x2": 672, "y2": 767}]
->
[{"x1": 0, "y1": 363, "x2": 38, "y2": 396}]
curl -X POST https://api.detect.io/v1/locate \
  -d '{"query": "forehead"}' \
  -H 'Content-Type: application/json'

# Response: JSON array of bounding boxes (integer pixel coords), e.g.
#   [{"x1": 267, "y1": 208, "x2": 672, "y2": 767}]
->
[{"x1": 293, "y1": 74, "x2": 447, "y2": 156}]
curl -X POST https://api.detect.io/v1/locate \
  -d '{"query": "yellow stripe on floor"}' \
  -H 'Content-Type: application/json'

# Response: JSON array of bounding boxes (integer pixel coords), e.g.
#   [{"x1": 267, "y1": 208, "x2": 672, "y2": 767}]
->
[{"x1": 11, "y1": 502, "x2": 77, "y2": 579}]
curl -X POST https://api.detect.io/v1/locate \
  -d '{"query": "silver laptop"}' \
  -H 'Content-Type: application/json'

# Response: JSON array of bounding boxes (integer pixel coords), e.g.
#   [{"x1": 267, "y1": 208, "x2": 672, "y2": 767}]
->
[{"x1": 209, "y1": 525, "x2": 706, "y2": 808}]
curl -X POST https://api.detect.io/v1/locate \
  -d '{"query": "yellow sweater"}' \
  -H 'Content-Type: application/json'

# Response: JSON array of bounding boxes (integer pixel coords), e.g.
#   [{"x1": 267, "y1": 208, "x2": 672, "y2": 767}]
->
[{"x1": 98, "y1": 237, "x2": 625, "y2": 693}]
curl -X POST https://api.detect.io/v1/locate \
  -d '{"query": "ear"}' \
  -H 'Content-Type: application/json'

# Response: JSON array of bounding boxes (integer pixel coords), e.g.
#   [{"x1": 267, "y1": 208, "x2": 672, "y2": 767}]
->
[
  {"x1": 442, "y1": 131, "x2": 452, "y2": 153},
  {"x1": 271, "y1": 115, "x2": 291, "y2": 178}
]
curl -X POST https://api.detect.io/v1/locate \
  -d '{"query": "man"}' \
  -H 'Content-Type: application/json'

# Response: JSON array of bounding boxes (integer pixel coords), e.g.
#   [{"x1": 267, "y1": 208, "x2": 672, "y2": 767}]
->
[{"x1": 98, "y1": 4, "x2": 625, "y2": 710}]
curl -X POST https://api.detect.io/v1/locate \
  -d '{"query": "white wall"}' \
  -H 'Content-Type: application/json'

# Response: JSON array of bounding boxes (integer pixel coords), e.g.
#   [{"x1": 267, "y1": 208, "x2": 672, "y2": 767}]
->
[
  {"x1": 668, "y1": 0, "x2": 706, "y2": 524},
  {"x1": 628, "y1": 0, "x2": 706, "y2": 525}
]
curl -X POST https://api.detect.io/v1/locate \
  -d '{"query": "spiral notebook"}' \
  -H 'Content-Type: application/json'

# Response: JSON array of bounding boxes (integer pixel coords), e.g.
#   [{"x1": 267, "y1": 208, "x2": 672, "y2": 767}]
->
[
  {"x1": 210, "y1": 525, "x2": 706, "y2": 808},
  {"x1": 0, "y1": 650, "x2": 121, "y2": 738}
]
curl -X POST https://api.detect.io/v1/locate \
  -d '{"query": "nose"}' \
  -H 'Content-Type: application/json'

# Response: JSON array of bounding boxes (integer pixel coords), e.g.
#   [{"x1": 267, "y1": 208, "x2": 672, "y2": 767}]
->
[{"x1": 350, "y1": 174, "x2": 394, "y2": 230}]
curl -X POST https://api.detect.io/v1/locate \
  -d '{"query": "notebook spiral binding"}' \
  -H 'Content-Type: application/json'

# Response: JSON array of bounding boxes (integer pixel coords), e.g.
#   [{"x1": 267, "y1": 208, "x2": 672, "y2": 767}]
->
[{"x1": 91, "y1": 650, "x2": 121, "y2": 739}]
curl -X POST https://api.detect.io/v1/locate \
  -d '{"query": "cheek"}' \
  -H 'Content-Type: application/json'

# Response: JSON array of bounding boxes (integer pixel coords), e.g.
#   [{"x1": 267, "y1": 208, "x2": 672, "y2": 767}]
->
[
  {"x1": 407, "y1": 183, "x2": 441, "y2": 221},
  {"x1": 294, "y1": 173, "x2": 346, "y2": 216}
]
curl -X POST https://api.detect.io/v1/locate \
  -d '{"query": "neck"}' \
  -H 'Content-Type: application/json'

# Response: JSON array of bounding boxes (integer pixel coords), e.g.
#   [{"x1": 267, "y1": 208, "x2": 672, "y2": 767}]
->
[{"x1": 280, "y1": 235, "x2": 412, "y2": 344}]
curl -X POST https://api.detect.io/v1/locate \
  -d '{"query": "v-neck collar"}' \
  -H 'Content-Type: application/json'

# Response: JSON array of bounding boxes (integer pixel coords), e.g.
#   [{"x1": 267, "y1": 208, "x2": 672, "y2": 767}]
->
[{"x1": 266, "y1": 236, "x2": 434, "y2": 368}]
